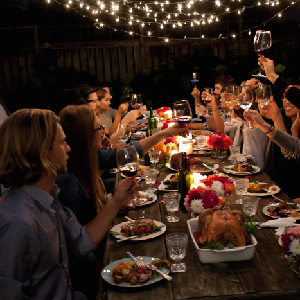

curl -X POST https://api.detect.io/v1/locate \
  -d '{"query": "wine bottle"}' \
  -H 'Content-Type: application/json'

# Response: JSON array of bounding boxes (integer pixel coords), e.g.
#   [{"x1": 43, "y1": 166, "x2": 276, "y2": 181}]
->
[
  {"x1": 144, "y1": 129, "x2": 151, "y2": 166},
  {"x1": 180, "y1": 156, "x2": 193, "y2": 213},
  {"x1": 148, "y1": 107, "x2": 157, "y2": 135}
]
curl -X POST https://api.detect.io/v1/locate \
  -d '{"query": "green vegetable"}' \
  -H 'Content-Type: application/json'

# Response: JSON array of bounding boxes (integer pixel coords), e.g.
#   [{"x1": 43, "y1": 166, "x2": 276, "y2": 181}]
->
[
  {"x1": 198, "y1": 160, "x2": 214, "y2": 168},
  {"x1": 111, "y1": 231, "x2": 121, "y2": 237},
  {"x1": 226, "y1": 243, "x2": 235, "y2": 249},
  {"x1": 201, "y1": 240, "x2": 225, "y2": 250}
]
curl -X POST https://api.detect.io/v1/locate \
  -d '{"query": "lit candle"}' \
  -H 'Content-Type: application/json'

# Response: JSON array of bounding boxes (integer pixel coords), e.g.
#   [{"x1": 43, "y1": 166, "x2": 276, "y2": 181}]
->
[{"x1": 179, "y1": 134, "x2": 193, "y2": 154}]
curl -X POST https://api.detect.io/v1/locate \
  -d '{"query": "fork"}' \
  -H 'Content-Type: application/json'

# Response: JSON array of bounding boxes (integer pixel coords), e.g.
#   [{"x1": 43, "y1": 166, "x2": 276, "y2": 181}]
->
[{"x1": 127, "y1": 252, "x2": 172, "y2": 281}]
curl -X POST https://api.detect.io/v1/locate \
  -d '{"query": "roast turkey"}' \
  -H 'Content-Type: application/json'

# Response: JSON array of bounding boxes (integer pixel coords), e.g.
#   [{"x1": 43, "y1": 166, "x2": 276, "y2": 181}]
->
[{"x1": 197, "y1": 207, "x2": 250, "y2": 247}]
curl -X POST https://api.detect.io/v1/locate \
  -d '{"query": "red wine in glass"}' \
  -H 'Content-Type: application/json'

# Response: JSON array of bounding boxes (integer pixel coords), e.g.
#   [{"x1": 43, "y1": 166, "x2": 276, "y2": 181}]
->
[
  {"x1": 176, "y1": 116, "x2": 192, "y2": 127},
  {"x1": 256, "y1": 46, "x2": 270, "y2": 56},
  {"x1": 132, "y1": 104, "x2": 142, "y2": 110},
  {"x1": 119, "y1": 163, "x2": 139, "y2": 177}
]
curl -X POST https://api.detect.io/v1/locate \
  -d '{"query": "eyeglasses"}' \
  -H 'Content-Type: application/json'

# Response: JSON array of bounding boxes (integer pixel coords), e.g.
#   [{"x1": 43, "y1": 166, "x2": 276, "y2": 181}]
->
[{"x1": 94, "y1": 124, "x2": 105, "y2": 135}]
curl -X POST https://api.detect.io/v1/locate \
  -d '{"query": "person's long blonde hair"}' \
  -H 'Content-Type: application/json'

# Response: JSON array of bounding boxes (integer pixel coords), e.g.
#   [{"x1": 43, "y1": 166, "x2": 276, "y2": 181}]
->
[
  {"x1": 0, "y1": 109, "x2": 59, "y2": 188},
  {"x1": 59, "y1": 105, "x2": 106, "y2": 212}
]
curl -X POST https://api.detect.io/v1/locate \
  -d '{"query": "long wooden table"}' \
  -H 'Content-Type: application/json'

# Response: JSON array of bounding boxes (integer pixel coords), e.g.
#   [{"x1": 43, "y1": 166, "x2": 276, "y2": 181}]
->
[{"x1": 98, "y1": 160, "x2": 300, "y2": 300}]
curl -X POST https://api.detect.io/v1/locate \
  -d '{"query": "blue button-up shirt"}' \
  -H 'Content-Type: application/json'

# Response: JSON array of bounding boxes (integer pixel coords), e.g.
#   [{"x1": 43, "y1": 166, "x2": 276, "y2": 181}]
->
[{"x1": 0, "y1": 184, "x2": 96, "y2": 300}]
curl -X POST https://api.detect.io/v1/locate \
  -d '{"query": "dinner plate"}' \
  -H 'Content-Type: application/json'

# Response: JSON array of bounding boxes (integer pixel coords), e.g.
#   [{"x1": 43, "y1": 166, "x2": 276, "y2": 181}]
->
[
  {"x1": 263, "y1": 203, "x2": 300, "y2": 220},
  {"x1": 166, "y1": 162, "x2": 218, "y2": 174},
  {"x1": 111, "y1": 220, "x2": 166, "y2": 241},
  {"x1": 245, "y1": 183, "x2": 280, "y2": 196},
  {"x1": 190, "y1": 163, "x2": 219, "y2": 174},
  {"x1": 192, "y1": 145, "x2": 211, "y2": 151},
  {"x1": 158, "y1": 174, "x2": 177, "y2": 191},
  {"x1": 223, "y1": 165, "x2": 260, "y2": 175},
  {"x1": 101, "y1": 256, "x2": 170, "y2": 287},
  {"x1": 134, "y1": 191, "x2": 157, "y2": 206}
]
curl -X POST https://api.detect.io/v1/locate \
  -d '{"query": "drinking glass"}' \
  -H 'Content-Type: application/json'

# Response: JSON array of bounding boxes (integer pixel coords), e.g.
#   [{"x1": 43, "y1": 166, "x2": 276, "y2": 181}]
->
[
  {"x1": 243, "y1": 196, "x2": 260, "y2": 216},
  {"x1": 253, "y1": 30, "x2": 272, "y2": 77},
  {"x1": 223, "y1": 86, "x2": 240, "y2": 110},
  {"x1": 196, "y1": 135, "x2": 207, "y2": 149},
  {"x1": 229, "y1": 145, "x2": 240, "y2": 164},
  {"x1": 202, "y1": 87, "x2": 214, "y2": 104},
  {"x1": 195, "y1": 104, "x2": 206, "y2": 119},
  {"x1": 144, "y1": 168, "x2": 159, "y2": 194},
  {"x1": 173, "y1": 100, "x2": 192, "y2": 127},
  {"x1": 116, "y1": 145, "x2": 139, "y2": 178},
  {"x1": 164, "y1": 192, "x2": 180, "y2": 222},
  {"x1": 166, "y1": 233, "x2": 188, "y2": 273},
  {"x1": 117, "y1": 124, "x2": 131, "y2": 143},
  {"x1": 123, "y1": 87, "x2": 132, "y2": 105},
  {"x1": 233, "y1": 178, "x2": 249, "y2": 204},
  {"x1": 149, "y1": 149, "x2": 160, "y2": 169},
  {"x1": 256, "y1": 83, "x2": 272, "y2": 110},
  {"x1": 131, "y1": 94, "x2": 143, "y2": 110}
]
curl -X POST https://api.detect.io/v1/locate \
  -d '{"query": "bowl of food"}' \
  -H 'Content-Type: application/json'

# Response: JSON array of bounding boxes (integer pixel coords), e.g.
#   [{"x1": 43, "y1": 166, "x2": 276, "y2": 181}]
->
[{"x1": 187, "y1": 208, "x2": 257, "y2": 263}]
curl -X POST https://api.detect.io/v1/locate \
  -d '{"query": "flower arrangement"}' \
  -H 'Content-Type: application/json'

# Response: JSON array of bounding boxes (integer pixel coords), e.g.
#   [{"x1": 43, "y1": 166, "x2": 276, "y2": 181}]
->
[
  {"x1": 201, "y1": 174, "x2": 234, "y2": 198},
  {"x1": 184, "y1": 186, "x2": 225, "y2": 215},
  {"x1": 281, "y1": 226, "x2": 300, "y2": 275},
  {"x1": 156, "y1": 107, "x2": 172, "y2": 118},
  {"x1": 207, "y1": 132, "x2": 232, "y2": 158}
]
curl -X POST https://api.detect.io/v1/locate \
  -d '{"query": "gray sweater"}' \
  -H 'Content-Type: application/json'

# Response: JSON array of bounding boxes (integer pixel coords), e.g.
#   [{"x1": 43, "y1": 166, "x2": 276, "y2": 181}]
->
[{"x1": 272, "y1": 130, "x2": 300, "y2": 155}]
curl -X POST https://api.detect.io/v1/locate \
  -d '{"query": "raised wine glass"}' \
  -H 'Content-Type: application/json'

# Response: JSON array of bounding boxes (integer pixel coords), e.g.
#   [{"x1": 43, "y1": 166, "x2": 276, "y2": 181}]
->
[
  {"x1": 116, "y1": 145, "x2": 139, "y2": 178},
  {"x1": 238, "y1": 85, "x2": 255, "y2": 130},
  {"x1": 117, "y1": 124, "x2": 131, "y2": 143},
  {"x1": 173, "y1": 100, "x2": 192, "y2": 127},
  {"x1": 202, "y1": 87, "x2": 214, "y2": 104},
  {"x1": 131, "y1": 94, "x2": 143, "y2": 110},
  {"x1": 123, "y1": 87, "x2": 133, "y2": 105},
  {"x1": 256, "y1": 83, "x2": 272, "y2": 110},
  {"x1": 191, "y1": 72, "x2": 199, "y2": 88},
  {"x1": 253, "y1": 30, "x2": 272, "y2": 77}
]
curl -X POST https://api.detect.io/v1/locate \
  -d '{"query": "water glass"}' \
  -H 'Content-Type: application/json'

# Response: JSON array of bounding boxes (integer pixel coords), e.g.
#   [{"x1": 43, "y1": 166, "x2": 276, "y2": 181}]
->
[
  {"x1": 196, "y1": 136, "x2": 207, "y2": 149},
  {"x1": 164, "y1": 192, "x2": 180, "y2": 222},
  {"x1": 166, "y1": 233, "x2": 188, "y2": 273},
  {"x1": 243, "y1": 196, "x2": 260, "y2": 216},
  {"x1": 229, "y1": 145, "x2": 240, "y2": 164},
  {"x1": 149, "y1": 150, "x2": 160, "y2": 168},
  {"x1": 234, "y1": 178, "x2": 249, "y2": 204},
  {"x1": 144, "y1": 169, "x2": 159, "y2": 193}
]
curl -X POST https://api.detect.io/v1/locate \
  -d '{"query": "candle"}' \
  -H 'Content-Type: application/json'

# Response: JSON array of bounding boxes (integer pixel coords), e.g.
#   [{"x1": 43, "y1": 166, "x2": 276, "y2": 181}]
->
[
  {"x1": 164, "y1": 110, "x2": 172, "y2": 119},
  {"x1": 193, "y1": 172, "x2": 207, "y2": 184},
  {"x1": 179, "y1": 134, "x2": 193, "y2": 154}
]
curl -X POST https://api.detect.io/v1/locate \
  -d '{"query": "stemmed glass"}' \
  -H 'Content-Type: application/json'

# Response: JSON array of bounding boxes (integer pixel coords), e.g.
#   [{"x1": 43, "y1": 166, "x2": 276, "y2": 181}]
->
[
  {"x1": 116, "y1": 145, "x2": 139, "y2": 178},
  {"x1": 233, "y1": 178, "x2": 249, "y2": 204},
  {"x1": 191, "y1": 72, "x2": 199, "y2": 87},
  {"x1": 117, "y1": 124, "x2": 131, "y2": 143},
  {"x1": 149, "y1": 149, "x2": 160, "y2": 168},
  {"x1": 143, "y1": 168, "x2": 159, "y2": 194},
  {"x1": 131, "y1": 94, "x2": 143, "y2": 110},
  {"x1": 222, "y1": 86, "x2": 240, "y2": 127},
  {"x1": 238, "y1": 85, "x2": 255, "y2": 130},
  {"x1": 164, "y1": 192, "x2": 180, "y2": 222},
  {"x1": 253, "y1": 30, "x2": 272, "y2": 77},
  {"x1": 173, "y1": 100, "x2": 192, "y2": 127},
  {"x1": 123, "y1": 87, "x2": 132, "y2": 105},
  {"x1": 256, "y1": 83, "x2": 272, "y2": 110},
  {"x1": 202, "y1": 87, "x2": 214, "y2": 104},
  {"x1": 166, "y1": 233, "x2": 188, "y2": 273}
]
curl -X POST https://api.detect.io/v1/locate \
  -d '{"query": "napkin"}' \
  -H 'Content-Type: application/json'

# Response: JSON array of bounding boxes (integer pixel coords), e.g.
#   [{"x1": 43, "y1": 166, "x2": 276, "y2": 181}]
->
[{"x1": 260, "y1": 217, "x2": 296, "y2": 228}]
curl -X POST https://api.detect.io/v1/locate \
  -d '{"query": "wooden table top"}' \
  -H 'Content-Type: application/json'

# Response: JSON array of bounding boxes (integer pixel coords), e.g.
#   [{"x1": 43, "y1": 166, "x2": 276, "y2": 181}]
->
[{"x1": 98, "y1": 159, "x2": 300, "y2": 300}]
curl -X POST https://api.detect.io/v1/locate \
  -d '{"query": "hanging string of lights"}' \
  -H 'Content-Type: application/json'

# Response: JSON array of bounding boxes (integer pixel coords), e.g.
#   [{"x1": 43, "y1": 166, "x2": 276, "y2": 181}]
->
[{"x1": 46, "y1": 0, "x2": 299, "y2": 41}]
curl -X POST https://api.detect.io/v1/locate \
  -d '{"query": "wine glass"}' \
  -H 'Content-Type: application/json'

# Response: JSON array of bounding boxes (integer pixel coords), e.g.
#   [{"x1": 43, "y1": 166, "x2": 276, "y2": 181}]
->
[
  {"x1": 149, "y1": 149, "x2": 160, "y2": 169},
  {"x1": 164, "y1": 192, "x2": 180, "y2": 222},
  {"x1": 256, "y1": 83, "x2": 272, "y2": 110},
  {"x1": 173, "y1": 100, "x2": 192, "y2": 127},
  {"x1": 253, "y1": 30, "x2": 272, "y2": 77},
  {"x1": 166, "y1": 233, "x2": 188, "y2": 273},
  {"x1": 238, "y1": 85, "x2": 255, "y2": 130},
  {"x1": 191, "y1": 72, "x2": 199, "y2": 87},
  {"x1": 202, "y1": 87, "x2": 214, "y2": 104},
  {"x1": 116, "y1": 145, "x2": 139, "y2": 178},
  {"x1": 117, "y1": 124, "x2": 131, "y2": 143},
  {"x1": 123, "y1": 87, "x2": 133, "y2": 105},
  {"x1": 223, "y1": 86, "x2": 240, "y2": 110},
  {"x1": 131, "y1": 94, "x2": 143, "y2": 110},
  {"x1": 233, "y1": 178, "x2": 249, "y2": 204}
]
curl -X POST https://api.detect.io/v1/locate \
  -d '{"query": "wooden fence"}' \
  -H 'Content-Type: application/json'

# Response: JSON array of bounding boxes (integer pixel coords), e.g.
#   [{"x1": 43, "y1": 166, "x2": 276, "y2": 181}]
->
[{"x1": 0, "y1": 32, "x2": 298, "y2": 95}]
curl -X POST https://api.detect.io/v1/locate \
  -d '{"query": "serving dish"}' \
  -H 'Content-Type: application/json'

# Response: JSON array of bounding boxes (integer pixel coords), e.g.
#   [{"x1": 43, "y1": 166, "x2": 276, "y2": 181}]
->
[
  {"x1": 134, "y1": 191, "x2": 157, "y2": 206},
  {"x1": 187, "y1": 217, "x2": 257, "y2": 263},
  {"x1": 101, "y1": 256, "x2": 170, "y2": 287}
]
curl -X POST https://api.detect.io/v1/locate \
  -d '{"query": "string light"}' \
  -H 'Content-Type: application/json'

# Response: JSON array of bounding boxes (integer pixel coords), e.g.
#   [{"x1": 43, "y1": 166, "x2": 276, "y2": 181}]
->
[{"x1": 46, "y1": 0, "x2": 299, "y2": 42}]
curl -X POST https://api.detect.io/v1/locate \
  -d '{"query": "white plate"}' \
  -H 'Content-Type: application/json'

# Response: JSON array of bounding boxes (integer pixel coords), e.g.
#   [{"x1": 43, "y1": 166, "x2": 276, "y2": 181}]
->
[
  {"x1": 223, "y1": 165, "x2": 261, "y2": 175},
  {"x1": 134, "y1": 191, "x2": 157, "y2": 206},
  {"x1": 166, "y1": 162, "x2": 178, "y2": 172},
  {"x1": 191, "y1": 163, "x2": 219, "y2": 174},
  {"x1": 158, "y1": 174, "x2": 177, "y2": 191},
  {"x1": 245, "y1": 183, "x2": 280, "y2": 196},
  {"x1": 192, "y1": 145, "x2": 211, "y2": 151},
  {"x1": 111, "y1": 220, "x2": 166, "y2": 241},
  {"x1": 101, "y1": 256, "x2": 170, "y2": 287},
  {"x1": 263, "y1": 203, "x2": 300, "y2": 220}
]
